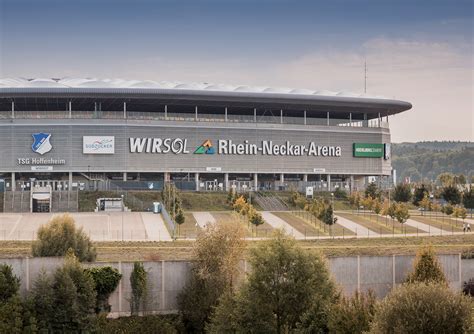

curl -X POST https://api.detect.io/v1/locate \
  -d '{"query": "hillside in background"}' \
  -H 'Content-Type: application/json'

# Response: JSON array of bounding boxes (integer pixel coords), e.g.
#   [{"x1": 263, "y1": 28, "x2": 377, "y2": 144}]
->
[{"x1": 391, "y1": 141, "x2": 473, "y2": 183}]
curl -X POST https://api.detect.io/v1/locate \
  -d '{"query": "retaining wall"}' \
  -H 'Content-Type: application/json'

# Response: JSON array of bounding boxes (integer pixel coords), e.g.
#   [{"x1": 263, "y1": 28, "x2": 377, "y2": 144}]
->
[{"x1": 1, "y1": 255, "x2": 473, "y2": 316}]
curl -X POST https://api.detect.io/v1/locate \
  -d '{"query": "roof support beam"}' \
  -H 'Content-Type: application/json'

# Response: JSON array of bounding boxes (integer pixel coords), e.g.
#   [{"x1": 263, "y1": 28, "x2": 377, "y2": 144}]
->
[
  {"x1": 11, "y1": 100, "x2": 14, "y2": 119},
  {"x1": 327, "y1": 112, "x2": 330, "y2": 126},
  {"x1": 123, "y1": 102, "x2": 127, "y2": 119},
  {"x1": 304, "y1": 110, "x2": 307, "y2": 125}
]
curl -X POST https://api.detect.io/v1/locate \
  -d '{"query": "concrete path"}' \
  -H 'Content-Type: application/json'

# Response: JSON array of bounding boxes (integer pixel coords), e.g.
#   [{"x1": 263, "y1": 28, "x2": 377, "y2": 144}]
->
[
  {"x1": 141, "y1": 213, "x2": 172, "y2": 241},
  {"x1": 404, "y1": 218, "x2": 443, "y2": 235},
  {"x1": 261, "y1": 212, "x2": 305, "y2": 239},
  {"x1": 193, "y1": 212, "x2": 216, "y2": 228},
  {"x1": 335, "y1": 215, "x2": 380, "y2": 237}
]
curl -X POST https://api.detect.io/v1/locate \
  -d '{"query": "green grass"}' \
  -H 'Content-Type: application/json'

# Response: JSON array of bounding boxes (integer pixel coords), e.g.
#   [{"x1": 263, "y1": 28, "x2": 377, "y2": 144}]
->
[
  {"x1": 180, "y1": 192, "x2": 232, "y2": 211},
  {"x1": 2, "y1": 235, "x2": 473, "y2": 261},
  {"x1": 272, "y1": 211, "x2": 323, "y2": 237},
  {"x1": 338, "y1": 213, "x2": 419, "y2": 235},
  {"x1": 291, "y1": 211, "x2": 356, "y2": 236},
  {"x1": 78, "y1": 191, "x2": 162, "y2": 212},
  {"x1": 211, "y1": 211, "x2": 274, "y2": 238},
  {"x1": 410, "y1": 215, "x2": 465, "y2": 233},
  {"x1": 175, "y1": 213, "x2": 200, "y2": 239}
]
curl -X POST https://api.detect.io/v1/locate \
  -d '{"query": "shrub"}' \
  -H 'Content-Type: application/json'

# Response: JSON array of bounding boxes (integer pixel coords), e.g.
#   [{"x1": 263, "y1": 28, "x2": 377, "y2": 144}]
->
[
  {"x1": 0, "y1": 295, "x2": 37, "y2": 333},
  {"x1": 441, "y1": 185, "x2": 462, "y2": 205},
  {"x1": 0, "y1": 264, "x2": 20, "y2": 304},
  {"x1": 334, "y1": 187, "x2": 348, "y2": 199},
  {"x1": 393, "y1": 183, "x2": 411, "y2": 202},
  {"x1": 406, "y1": 246, "x2": 447, "y2": 284},
  {"x1": 369, "y1": 282, "x2": 472, "y2": 334},
  {"x1": 130, "y1": 262, "x2": 148, "y2": 315},
  {"x1": 32, "y1": 213, "x2": 96, "y2": 262},
  {"x1": 97, "y1": 314, "x2": 179, "y2": 334},
  {"x1": 462, "y1": 278, "x2": 474, "y2": 297},
  {"x1": 328, "y1": 290, "x2": 377, "y2": 334},
  {"x1": 86, "y1": 266, "x2": 122, "y2": 314}
]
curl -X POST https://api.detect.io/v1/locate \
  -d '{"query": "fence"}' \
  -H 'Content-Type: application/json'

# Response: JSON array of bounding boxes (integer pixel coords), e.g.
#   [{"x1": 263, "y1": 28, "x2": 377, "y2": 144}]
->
[{"x1": 1, "y1": 254, "x2": 472, "y2": 316}]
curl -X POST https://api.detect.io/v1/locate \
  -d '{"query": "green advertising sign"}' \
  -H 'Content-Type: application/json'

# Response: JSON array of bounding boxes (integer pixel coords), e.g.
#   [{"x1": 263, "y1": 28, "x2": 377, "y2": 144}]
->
[{"x1": 353, "y1": 143, "x2": 384, "y2": 158}]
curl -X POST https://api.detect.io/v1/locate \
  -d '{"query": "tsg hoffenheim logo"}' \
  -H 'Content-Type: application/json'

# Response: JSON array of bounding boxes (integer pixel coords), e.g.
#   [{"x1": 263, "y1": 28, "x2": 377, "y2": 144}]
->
[{"x1": 31, "y1": 133, "x2": 52, "y2": 155}]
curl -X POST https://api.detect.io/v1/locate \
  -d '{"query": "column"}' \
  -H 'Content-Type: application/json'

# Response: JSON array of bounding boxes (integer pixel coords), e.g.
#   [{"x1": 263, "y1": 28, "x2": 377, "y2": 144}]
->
[
  {"x1": 123, "y1": 102, "x2": 127, "y2": 119},
  {"x1": 363, "y1": 113, "x2": 368, "y2": 127},
  {"x1": 123, "y1": 172, "x2": 127, "y2": 182},
  {"x1": 350, "y1": 175, "x2": 354, "y2": 193},
  {"x1": 224, "y1": 173, "x2": 229, "y2": 191},
  {"x1": 280, "y1": 173, "x2": 284, "y2": 183},
  {"x1": 280, "y1": 109, "x2": 283, "y2": 124},
  {"x1": 253, "y1": 173, "x2": 258, "y2": 191},
  {"x1": 164, "y1": 105, "x2": 168, "y2": 120},
  {"x1": 254, "y1": 108, "x2": 257, "y2": 123},
  {"x1": 225, "y1": 107, "x2": 228, "y2": 122},
  {"x1": 195, "y1": 106, "x2": 198, "y2": 121},
  {"x1": 327, "y1": 112, "x2": 330, "y2": 126},
  {"x1": 303, "y1": 174, "x2": 308, "y2": 182},
  {"x1": 69, "y1": 100, "x2": 72, "y2": 119},
  {"x1": 304, "y1": 110, "x2": 307, "y2": 125},
  {"x1": 164, "y1": 172, "x2": 170, "y2": 183},
  {"x1": 11, "y1": 172, "x2": 16, "y2": 191},
  {"x1": 11, "y1": 100, "x2": 14, "y2": 119},
  {"x1": 68, "y1": 172, "x2": 73, "y2": 190},
  {"x1": 195, "y1": 172, "x2": 200, "y2": 191},
  {"x1": 327, "y1": 174, "x2": 331, "y2": 191}
]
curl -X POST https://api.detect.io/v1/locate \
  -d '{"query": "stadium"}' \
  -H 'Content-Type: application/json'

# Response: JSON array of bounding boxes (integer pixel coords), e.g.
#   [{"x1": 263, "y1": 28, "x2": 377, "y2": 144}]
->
[{"x1": 0, "y1": 78, "x2": 411, "y2": 212}]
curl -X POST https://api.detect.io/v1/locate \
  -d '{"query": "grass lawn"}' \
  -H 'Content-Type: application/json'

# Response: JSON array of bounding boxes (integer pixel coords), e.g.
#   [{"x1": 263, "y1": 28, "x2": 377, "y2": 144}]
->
[
  {"x1": 175, "y1": 213, "x2": 200, "y2": 239},
  {"x1": 338, "y1": 213, "x2": 419, "y2": 235},
  {"x1": 1, "y1": 234, "x2": 472, "y2": 261},
  {"x1": 291, "y1": 211, "x2": 356, "y2": 237},
  {"x1": 180, "y1": 192, "x2": 232, "y2": 211},
  {"x1": 211, "y1": 211, "x2": 274, "y2": 238},
  {"x1": 273, "y1": 211, "x2": 326, "y2": 237},
  {"x1": 410, "y1": 215, "x2": 466, "y2": 233}
]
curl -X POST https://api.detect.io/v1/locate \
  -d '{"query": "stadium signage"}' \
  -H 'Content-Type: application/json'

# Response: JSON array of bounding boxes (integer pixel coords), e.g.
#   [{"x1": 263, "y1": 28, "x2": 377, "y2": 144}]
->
[
  {"x1": 17, "y1": 157, "x2": 66, "y2": 165},
  {"x1": 83, "y1": 136, "x2": 115, "y2": 154},
  {"x1": 129, "y1": 137, "x2": 342, "y2": 157},
  {"x1": 353, "y1": 143, "x2": 384, "y2": 158}
]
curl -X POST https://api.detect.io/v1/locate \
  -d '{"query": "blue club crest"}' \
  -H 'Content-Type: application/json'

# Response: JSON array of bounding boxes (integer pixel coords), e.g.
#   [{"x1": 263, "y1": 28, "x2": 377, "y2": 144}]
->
[{"x1": 32, "y1": 133, "x2": 52, "y2": 155}]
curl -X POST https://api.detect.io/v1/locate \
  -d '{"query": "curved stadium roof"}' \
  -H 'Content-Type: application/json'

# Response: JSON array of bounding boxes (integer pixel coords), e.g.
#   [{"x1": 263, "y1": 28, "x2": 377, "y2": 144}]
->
[{"x1": 0, "y1": 78, "x2": 412, "y2": 117}]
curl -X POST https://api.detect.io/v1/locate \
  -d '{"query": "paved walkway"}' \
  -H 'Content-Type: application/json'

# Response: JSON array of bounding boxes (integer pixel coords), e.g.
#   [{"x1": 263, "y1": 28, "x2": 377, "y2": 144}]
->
[
  {"x1": 404, "y1": 218, "x2": 443, "y2": 235},
  {"x1": 261, "y1": 212, "x2": 305, "y2": 239},
  {"x1": 141, "y1": 213, "x2": 172, "y2": 241},
  {"x1": 335, "y1": 215, "x2": 380, "y2": 237},
  {"x1": 193, "y1": 212, "x2": 216, "y2": 228}
]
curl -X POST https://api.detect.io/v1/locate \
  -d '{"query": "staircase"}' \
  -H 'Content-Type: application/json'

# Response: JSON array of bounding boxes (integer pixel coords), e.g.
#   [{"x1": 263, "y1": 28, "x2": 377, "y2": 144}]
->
[
  {"x1": 3, "y1": 191, "x2": 30, "y2": 212},
  {"x1": 254, "y1": 192, "x2": 288, "y2": 211},
  {"x1": 51, "y1": 191, "x2": 78, "y2": 212}
]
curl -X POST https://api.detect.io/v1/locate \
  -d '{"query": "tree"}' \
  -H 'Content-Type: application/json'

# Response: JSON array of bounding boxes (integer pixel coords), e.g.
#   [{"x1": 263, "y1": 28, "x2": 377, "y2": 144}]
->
[
  {"x1": 406, "y1": 246, "x2": 446, "y2": 284},
  {"x1": 249, "y1": 210, "x2": 264, "y2": 236},
  {"x1": 49, "y1": 251, "x2": 97, "y2": 332},
  {"x1": 86, "y1": 266, "x2": 122, "y2": 314},
  {"x1": 393, "y1": 183, "x2": 411, "y2": 202},
  {"x1": 233, "y1": 195, "x2": 246, "y2": 212},
  {"x1": 462, "y1": 278, "x2": 474, "y2": 297},
  {"x1": 130, "y1": 262, "x2": 148, "y2": 316},
  {"x1": 463, "y1": 188, "x2": 474, "y2": 217},
  {"x1": 394, "y1": 203, "x2": 410, "y2": 224},
  {"x1": 442, "y1": 203, "x2": 454, "y2": 216},
  {"x1": 0, "y1": 264, "x2": 20, "y2": 304},
  {"x1": 178, "y1": 222, "x2": 245, "y2": 333},
  {"x1": 418, "y1": 193, "x2": 431, "y2": 215},
  {"x1": 437, "y1": 172, "x2": 455, "y2": 187},
  {"x1": 369, "y1": 282, "x2": 472, "y2": 334},
  {"x1": 372, "y1": 198, "x2": 382, "y2": 219},
  {"x1": 31, "y1": 271, "x2": 54, "y2": 332},
  {"x1": 0, "y1": 295, "x2": 37, "y2": 333},
  {"x1": 174, "y1": 209, "x2": 186, "y2": 237},
  {"x1": 32, "y1": 213, "x2": 96, "y2": 262},
  {"x1": 208, "y1": 230, "x2": 338, "y2": 333},
  {"x1": 365, "y1": 182, "x2": 380, "y2": 200},
  {"x1": 412, "y1": 184, "x2": 429, "y2": 206},
  {"x1": 328, "y1": 290, "x2": 377, "y2": 334},
  {"x1": 441, "y1": 185, "x2": 461, "y2": 205}
]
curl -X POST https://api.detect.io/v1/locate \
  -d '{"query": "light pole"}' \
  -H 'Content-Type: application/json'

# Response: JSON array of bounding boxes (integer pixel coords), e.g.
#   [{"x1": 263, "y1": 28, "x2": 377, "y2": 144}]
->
[{"x1": 121, "y1": 194, "x2": 124, "y2": 242}]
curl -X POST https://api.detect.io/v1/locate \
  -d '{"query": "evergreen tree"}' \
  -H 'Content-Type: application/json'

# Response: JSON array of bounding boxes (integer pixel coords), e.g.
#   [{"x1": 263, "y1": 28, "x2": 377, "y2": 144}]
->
[
  {"x1": 412, "y1": 184, "x2": 429, "y2": 206},
  {"x1": 365, "y1": 182, "x2": 380, "y2": 200},
  {"x1": 441, "y1": 185, "x2": 462, "y2": 205},
  {"x1": 406, "y1": 246, "x2": 447, "y2": 284},
  {"x1": 393, "y1": 183, "x2": 412, "y2": 202},
  {"x1": 0, "y1": 264, "x2": 20, "y2": 304}
]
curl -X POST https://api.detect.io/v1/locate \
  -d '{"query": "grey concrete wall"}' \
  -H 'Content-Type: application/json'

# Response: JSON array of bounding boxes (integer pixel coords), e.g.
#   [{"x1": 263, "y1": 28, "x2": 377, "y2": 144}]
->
[{"x1": 1, "y1": 255, "x2": 472, "y2": 315}]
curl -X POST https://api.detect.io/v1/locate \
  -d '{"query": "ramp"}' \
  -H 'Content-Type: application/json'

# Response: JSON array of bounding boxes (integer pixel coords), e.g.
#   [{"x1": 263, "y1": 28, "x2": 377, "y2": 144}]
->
[
  {"x1": 335, "y1": 215, "x2": 379, "y2": 237},
  {"x1": 141, "y1": 212, "x2": 172, "y2": 241},
  {"x1": 193, "y1": 212, "x2": 216, "y2": 228},
  {"x1": 261, "y1": 212, "x2": 304, "y2": 239}
]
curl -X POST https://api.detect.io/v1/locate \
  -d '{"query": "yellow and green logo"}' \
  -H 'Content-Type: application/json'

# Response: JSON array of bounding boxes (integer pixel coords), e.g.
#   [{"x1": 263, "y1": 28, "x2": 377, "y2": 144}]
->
[{"x1": 194, "y1": 139, "x2": 215, "y2": 154}]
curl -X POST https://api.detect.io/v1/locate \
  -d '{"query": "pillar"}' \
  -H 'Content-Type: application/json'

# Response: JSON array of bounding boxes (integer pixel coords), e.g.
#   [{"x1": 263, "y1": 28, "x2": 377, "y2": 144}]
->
[
  {"x1": 164, "y1": 172, "x2": 170, "y2": 183},
  {"x1": 253, "y1": 173, "x2": 258, "y2": 191},
  {"x1": 195, "y1": 172, "x2": 200, "y2": 191},
  {"x1": 303, "y1": 174, "x2": 308, "y2": 182},
  {"x1": 327, "y1": 174, "x2": 331, "y2": 191},
  {"x1": 350, "y1": 175, "x2": 354, "y2": 193},
  {"x1": 280, "y1": 173, "x2": 284, "y2": 183},
  {"x1": 69, "y1": 172, "x2": 73, "y2": 191},
  {"x1": 123, "y1": 172, "x2": 127, "y2": 182},
  {"x1": 11, "y1": 100, "x2": 14, "y2": 119},
  {"x1": 68, "y1": 100, "x2": 72, "y2": 119},
  {"x1": 123, "y1": 102, "x2": 127, "y2": 119},
  {"x1": 11, "y1": 172, "x2": 15, "y2": 191},
  {"x1": 224, "y1": 173, "x2": 229, "y2": 191},
  {"x1": 195, "y1": 106, "x2": 198, "y2": 121}
]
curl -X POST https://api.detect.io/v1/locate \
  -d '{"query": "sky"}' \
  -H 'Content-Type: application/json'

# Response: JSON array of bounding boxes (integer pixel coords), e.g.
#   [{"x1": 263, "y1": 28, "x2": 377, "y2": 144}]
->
[{"x1": 0, "y1": 0, "x2": 472, "y2": 142}]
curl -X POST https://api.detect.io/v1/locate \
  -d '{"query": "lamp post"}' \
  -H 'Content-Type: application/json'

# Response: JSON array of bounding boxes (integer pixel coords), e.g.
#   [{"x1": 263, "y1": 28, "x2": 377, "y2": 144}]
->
[{"x1": 121, "y1": 194, "x2": 124, "y2": 242}]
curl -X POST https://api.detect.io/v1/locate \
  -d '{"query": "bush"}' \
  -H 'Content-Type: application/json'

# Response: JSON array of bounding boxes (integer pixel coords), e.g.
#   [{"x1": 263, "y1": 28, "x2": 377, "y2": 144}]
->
[
  {"x1": 328, "y1": 290, "x2": 377, "y2": 334},
  {"x1": 96, "y1": 314, "x2": 179, "y2": 334},
  {"x1": 441, "y1": 185, "x2": 462, "y2": 205},
  {"x1": 369, "y1": 282, "x2": 472, "y2": 334},
  {"x1": 0, "y1": 264, "x2": 20, "y2": 304},
  {"x1": 32, "y1": 213, "x2": 96, "y2": 262},
  {"x1": 462, "y1": 278, "x2": 474, "y2": 297},
  {"x1": 393, "y1": 183, "x2": 412, "y2": 202},
  {"x1": 130, "y1": 262, "x2": 148, "y2": 315},
  {"x1": 406, "y1": 246, "x2": 447, "y2": 284},
  {"x1": 333, "y1": 187, "x2": 348, "y2": 200},
  {"x1": 86, "y1": 266, "x2": 122, "y2": 314}
]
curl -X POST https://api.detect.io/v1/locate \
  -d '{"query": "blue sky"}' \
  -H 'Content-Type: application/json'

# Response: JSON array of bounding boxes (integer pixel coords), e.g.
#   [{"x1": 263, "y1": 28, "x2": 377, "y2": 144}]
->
[{"x1": 0, "y1": 0, "x2": 473, "y2": 141}]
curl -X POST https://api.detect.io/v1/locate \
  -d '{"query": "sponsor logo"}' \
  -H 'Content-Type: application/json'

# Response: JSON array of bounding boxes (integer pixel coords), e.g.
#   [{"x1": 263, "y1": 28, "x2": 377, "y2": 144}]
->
[
  {"x1": 129, "y1": 138, "x2": 190, "y2": 154},
  {"x1": 194, "y1": 140, "x2": 215, "y2": 154},
  {"x1": 83, "y1": 136, "x2": 115, "y2": 154},
  {"x1": 31, "y1": 133, "x2": 52, "y2": 155},
  {"x1": 353, "y1": 143, "x2": 384, "y2": 158}
]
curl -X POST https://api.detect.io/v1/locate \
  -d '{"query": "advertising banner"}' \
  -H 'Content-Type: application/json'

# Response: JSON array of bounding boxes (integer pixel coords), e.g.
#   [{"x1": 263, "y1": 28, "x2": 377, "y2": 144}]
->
[
  {"x1": 83, "y1": 136, "x2": 115, "y2": 154},
  {"x1": 353, "y1": 143, "x2": 384, "y2": 158}
]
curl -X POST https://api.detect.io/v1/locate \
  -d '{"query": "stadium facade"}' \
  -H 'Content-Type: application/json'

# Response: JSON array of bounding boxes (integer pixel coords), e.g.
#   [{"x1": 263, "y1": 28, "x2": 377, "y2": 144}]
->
[{"x1": 0, "y1": 78, "x2": 411, "y2": 205}]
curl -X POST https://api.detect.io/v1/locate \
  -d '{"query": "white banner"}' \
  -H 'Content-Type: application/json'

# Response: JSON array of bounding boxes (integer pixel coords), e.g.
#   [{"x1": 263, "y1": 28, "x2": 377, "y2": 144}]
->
[{"x1": 83, "y1": 136, "x2": 115, "y2": 154}]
